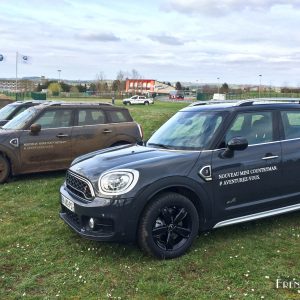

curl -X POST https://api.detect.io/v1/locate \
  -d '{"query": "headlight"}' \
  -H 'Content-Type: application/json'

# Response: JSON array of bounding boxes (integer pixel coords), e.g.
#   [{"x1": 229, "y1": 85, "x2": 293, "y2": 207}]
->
[{"x1": 98, "y1": 169, "x2": 139, "y2": 195}]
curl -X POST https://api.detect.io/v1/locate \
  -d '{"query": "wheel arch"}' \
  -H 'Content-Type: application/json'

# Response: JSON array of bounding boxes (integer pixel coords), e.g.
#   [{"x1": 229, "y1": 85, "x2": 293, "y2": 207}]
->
[
  {"x1": 0, "y1": 149, "x2": 17, "y2": 175},
  {"x1": 134, "y1": 178, "x2": 211, "y2": 238}
]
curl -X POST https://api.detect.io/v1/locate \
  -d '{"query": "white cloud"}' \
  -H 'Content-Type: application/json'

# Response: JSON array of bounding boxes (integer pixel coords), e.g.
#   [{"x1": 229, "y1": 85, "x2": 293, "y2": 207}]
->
[
  {"x1": 148, "y1": 34, "x2": 184, "y2": 45},
  {"x1": 163, "y1": 0, "x2": 300, "y2": 16}
]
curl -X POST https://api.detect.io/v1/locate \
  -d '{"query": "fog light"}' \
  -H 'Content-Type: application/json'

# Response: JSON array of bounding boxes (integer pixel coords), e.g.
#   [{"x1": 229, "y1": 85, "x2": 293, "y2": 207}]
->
[{"x1": 88, "y1": 218, "x2": 95, "y2": 229}]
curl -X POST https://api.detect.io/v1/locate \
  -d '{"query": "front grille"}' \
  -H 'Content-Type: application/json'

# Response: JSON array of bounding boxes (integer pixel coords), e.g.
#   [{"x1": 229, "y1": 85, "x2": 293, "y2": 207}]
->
[{"x1": 66, "y1": 171, "x2": 94, "y2": 201}]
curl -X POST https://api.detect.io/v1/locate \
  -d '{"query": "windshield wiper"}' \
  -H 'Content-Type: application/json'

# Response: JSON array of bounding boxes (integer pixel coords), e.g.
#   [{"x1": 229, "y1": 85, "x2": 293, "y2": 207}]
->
[{"x1": 147, "y1": 143, "x2": 172, "y2": 149}]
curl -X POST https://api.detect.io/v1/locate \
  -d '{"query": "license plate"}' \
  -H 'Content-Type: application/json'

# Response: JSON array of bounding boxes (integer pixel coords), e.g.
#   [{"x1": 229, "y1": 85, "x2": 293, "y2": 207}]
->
[{"x1": 61, "y1": 194, "x2": 75, "y2": 212}]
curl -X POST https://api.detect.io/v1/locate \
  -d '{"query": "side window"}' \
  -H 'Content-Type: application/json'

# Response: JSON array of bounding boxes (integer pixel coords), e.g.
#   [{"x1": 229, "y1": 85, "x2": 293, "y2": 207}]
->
[
  {"x1": 281, "y1": 111, "x2": 300, "y2": 139},
  {"x1": 109, "y1": 111, "x2": 128, "y2": 123},
  {"x1": 15, "y1": 106, "x2": 29, "y2": 117},
  {"x1": 34, "y1": 109, "x2": 72, "y2": 129},
  {"x1": 78, "y1": 109, "x2": 106, "y2": 126},
  {"x1": 225, "y1": 112, "x2": 273, "y2": 145}
]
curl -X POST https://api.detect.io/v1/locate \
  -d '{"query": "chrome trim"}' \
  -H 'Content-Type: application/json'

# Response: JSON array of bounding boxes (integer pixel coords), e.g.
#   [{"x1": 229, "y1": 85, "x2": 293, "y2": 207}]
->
[
  {"x1": 280, "y1": 137, "x2": 300, "y2": 142},
  {"x1": 72, "y1": 121, "x2": 135, "y2": 128},
  {"x1": 262, "y1": 155, "x2": 279, "y2": 160},
  {"x1": 199, "y1": 165, "x2": 212, "y2": 181},
  {"x1": 213, "y1": 203, "x2": 300, "y2": 228},
  {"x1": 9, "y1": 138, "x2": 19, "y2": 148},
  {"x1": 98, "y1": 169, "x2": 139, "y2": 196},
  {"x1": 67, "y1": 171, "x2": 95, "y2": 198}
]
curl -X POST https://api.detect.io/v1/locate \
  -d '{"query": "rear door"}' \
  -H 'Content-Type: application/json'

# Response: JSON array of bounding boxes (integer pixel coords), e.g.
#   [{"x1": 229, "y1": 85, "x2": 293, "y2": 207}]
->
[
  {"x1": 19, "y1": 108, "x2": 73, "y2": 172},
  {"x1": 211, "y1": 110, "x2": 283, "y2": 222},
  {"x1": 71, "y1": 108, "x2": 113, "y2": 158},
  {"x1": 279, "y1": 109, "x2": 300, "y2": 205}
]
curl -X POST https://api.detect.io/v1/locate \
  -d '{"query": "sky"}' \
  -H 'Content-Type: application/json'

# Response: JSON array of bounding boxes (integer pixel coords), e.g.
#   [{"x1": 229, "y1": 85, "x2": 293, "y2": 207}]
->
[{"x1": 1, "y1": 0, "x2": 300, "y2": 86}]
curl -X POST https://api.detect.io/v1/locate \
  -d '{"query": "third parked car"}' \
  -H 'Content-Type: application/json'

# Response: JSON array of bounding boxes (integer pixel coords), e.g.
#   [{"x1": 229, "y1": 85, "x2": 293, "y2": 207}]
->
[{"x1": 0, "y1": 101, "x2": 143, "y2": 183}]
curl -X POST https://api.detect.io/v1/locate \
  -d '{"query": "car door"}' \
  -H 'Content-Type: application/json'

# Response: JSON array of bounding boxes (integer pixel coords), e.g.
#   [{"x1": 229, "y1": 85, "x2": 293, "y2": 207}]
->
[
  {"x1": 138, "y1": 96, "x2": 145, "y2": 104},
  {"x1": 71, "y1": 108, "x2": 114, "y2": 159},
  {"x1": 131, "y1": 96, "x2": 138, "y2": 104},
  {"x1": 19, "y1": 108, "x2": 73, "y2": 172},
  {"x1": 211, "y1": 110, "x2": 283, "y2": 222},
  {"x1": 279, "y1": 109, "x2": 300, "y2": 206}
]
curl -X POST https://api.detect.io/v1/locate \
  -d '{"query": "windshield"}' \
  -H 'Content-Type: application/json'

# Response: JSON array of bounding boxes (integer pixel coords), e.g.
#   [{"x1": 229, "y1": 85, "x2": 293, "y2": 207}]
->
[
  {"x1": 147, "y1": 110, "x2": 225, "y2": 150},
  {"x1": 0, "y1": 104, "x2": 18, "y2": 120},
  {"x1": 2, "y1": 107, "x2": 37, "y2": 130}
]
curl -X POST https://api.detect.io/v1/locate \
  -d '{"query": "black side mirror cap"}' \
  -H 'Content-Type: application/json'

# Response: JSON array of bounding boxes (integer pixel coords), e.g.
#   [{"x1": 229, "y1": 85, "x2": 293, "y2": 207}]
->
[
  {"x1": 221, "y1": 137, "x2": 248, "y2": 158},
  {"x1": 227, "y1": 137, "x2": 248, "y2": 151},
  {"x1": 30, "y1": 123, "x2": 41, "y2": 134}
]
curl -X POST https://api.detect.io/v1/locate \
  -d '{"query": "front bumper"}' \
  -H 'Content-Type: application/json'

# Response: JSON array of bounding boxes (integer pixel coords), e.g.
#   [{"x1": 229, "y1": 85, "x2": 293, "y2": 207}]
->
[{"x1": 59, "y1": 185, "x2": 138, "y2": 242}]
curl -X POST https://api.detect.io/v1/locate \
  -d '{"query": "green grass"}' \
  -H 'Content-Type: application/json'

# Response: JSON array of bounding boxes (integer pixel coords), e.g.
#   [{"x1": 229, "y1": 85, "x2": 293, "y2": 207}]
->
[{"x1": 1, "y1": 100, "x2": 300, "y2": 299}]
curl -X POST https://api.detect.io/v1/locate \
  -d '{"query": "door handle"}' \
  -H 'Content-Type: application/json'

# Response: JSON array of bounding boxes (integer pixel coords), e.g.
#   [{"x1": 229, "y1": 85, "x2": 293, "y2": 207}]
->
[
  {"x1": 56, "y1": 133, "x2": 69, "y2": 138},
  {"x1": 103, "y1": 129, "x2": 112, "y2": 134},
  {"x1": 262, "y1": 155, "x2": 279, "y2": 160}
]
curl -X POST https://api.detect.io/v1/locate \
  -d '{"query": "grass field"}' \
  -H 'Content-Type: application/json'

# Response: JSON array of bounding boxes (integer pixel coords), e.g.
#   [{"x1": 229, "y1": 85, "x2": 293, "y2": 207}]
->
[{"x1": 1, "y1": 100, "x2": 300, "y2": 299}]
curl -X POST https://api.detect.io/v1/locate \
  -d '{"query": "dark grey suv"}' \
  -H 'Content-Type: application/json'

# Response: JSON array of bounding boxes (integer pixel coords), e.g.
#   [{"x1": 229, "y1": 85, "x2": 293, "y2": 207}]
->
[{"x1": 60, "y1": 100, "x2": 300, "y2": 258}]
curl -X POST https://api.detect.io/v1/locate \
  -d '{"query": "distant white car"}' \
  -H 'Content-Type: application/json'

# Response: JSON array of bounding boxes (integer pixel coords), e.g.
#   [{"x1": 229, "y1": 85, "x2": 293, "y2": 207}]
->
[{"x1": 123, "y1": 95, "x2": 154, "y2": 105}]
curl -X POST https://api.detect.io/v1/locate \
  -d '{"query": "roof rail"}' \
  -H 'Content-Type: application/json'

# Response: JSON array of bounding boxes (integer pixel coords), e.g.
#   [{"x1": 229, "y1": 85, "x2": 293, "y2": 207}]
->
[{"x1": 235, "y1": 100, "x2": 254, "y2": 107}]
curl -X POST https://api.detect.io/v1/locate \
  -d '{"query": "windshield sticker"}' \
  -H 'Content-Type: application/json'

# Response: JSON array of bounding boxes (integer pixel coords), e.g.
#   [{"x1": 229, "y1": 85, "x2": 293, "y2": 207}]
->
[
  {"x1": 23, "y1": 141, "x2": 67, "y2": 150},
  {"x1": 218, "y1": 165, "x2": 277, "y2": 186}
]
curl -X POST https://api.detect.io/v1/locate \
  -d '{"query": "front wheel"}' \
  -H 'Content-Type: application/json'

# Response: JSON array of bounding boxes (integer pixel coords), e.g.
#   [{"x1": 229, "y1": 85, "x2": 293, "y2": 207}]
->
[
  {"x1": 138, "y1": 192, "x2": 199, "y2": 259},
  {"x1": 0, "y1": 155, "x2": 10, "y2": 183},
  {"x1": 144, "y1": 101, "x2": 149, "y2": 105}
]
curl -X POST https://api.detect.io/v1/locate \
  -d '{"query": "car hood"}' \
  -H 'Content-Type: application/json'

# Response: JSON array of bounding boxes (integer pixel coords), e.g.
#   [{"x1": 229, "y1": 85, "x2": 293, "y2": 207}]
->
[
  {"x1": 70, "y1": 145, "x2": 200, "y2": 181},
  {"x1": 0, "y1": 128, "x2": 18, "y2": 142}
]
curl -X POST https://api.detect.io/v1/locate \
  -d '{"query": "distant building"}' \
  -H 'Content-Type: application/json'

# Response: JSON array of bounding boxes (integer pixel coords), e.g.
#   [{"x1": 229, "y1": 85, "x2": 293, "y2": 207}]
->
[
  {"x1": 0, "y1": 79, "x2": 37, "y2": 92},
  {"x1": 126, "y1": 79, "x2": 174, "y2": 94}
]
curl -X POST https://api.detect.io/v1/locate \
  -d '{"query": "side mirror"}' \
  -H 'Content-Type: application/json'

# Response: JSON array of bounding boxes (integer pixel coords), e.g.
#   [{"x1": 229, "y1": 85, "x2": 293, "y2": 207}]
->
[
  {"x1": 221, "y1": 137, "x2": 248, "y2": 158},
  {"x1": 30, "y1": 123, "x2": 41, "y2": 134},
  {"x1": 227, "y1": 137, "x2": 248, "y2": 151}
]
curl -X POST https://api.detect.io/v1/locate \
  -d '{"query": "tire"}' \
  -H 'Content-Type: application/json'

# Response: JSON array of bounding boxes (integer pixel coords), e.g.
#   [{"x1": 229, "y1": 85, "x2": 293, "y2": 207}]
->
[
  {"x1": 0, "y1": 155, "x2": 10, "y2": 183},
  {"x1": 144, "y1": 101, "x2": 149, "y2": 106},
  {"x1": 138, "y1": 192, "x2": 199, "y2": 259}
]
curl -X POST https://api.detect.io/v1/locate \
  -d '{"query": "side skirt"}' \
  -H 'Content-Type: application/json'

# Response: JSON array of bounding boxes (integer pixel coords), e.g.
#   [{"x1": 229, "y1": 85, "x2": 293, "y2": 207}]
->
[{"x1": 213, "y1": 203, "x2": 300, "y2": 228}]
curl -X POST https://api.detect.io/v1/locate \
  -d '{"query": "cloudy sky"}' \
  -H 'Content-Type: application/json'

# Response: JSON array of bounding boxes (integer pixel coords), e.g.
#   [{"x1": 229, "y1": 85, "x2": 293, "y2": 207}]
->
[{"x1": 1, "y1": 0, "x2": 300, "y2": 86}]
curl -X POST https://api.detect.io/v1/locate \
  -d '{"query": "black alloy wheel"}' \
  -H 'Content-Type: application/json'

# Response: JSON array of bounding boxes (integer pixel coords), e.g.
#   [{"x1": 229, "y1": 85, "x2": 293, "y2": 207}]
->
[{"x1": 138, "y1": 192, "x2": 199, "y2": 259}]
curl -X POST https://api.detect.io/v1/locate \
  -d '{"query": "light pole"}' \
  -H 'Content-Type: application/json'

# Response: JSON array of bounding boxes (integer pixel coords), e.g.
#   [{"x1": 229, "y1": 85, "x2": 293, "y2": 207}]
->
[
  {"x1": 217, "y1": 77, "x2": 220, "y2": 95},
  {"x1": 259, "y1": 74, "x2": 262, "y2": 99},
  {"x1": 57, "y1": 69, "x2": 61, "y2": 82}
]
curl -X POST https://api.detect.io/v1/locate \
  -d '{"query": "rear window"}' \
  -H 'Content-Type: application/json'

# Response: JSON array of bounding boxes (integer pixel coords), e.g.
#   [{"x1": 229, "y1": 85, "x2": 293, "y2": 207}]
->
[
  {"x1": 281, "y1": 111, "x2": 300, "y2": 139},
  {"x1": 109, "y1": 110, "x2": 131, "y2": 123}
]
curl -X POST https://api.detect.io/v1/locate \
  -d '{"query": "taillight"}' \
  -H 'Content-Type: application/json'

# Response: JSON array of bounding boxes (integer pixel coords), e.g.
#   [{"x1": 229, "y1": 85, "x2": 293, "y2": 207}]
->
[{"x1": 137, "y1": 123, "x2": 143, "y2": 140}]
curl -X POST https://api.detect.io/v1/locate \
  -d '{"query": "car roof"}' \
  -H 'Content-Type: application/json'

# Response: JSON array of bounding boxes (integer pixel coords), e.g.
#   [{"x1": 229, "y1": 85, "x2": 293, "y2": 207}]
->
[
  {"x1": 31, "y1": 101, "x2": 128, "y2": 111},
  {"x1": 9, "y1": 100, "x2": 47, "y2": 106},
  {"x1": 183, "y1": 99, "x2": 300, "y2": 112}
]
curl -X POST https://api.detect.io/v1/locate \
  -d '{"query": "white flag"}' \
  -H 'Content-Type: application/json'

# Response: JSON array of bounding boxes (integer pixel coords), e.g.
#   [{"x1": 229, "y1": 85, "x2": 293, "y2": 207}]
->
[{"x1": 19, "y1": 54, "x2": 31, "y2": 64}]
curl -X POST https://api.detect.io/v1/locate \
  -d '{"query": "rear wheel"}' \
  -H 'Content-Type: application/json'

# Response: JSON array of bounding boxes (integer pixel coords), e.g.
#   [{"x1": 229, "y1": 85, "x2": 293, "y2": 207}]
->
[
  {"x1": 144, "y1": 101, "x2": 149, "y2": 105},
  {"x1": 138, "y1": 192, "x2": 199, "y2": 259},
  {"x1": 0, "y1": 155, "x2": 10, "y2": 183}
]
